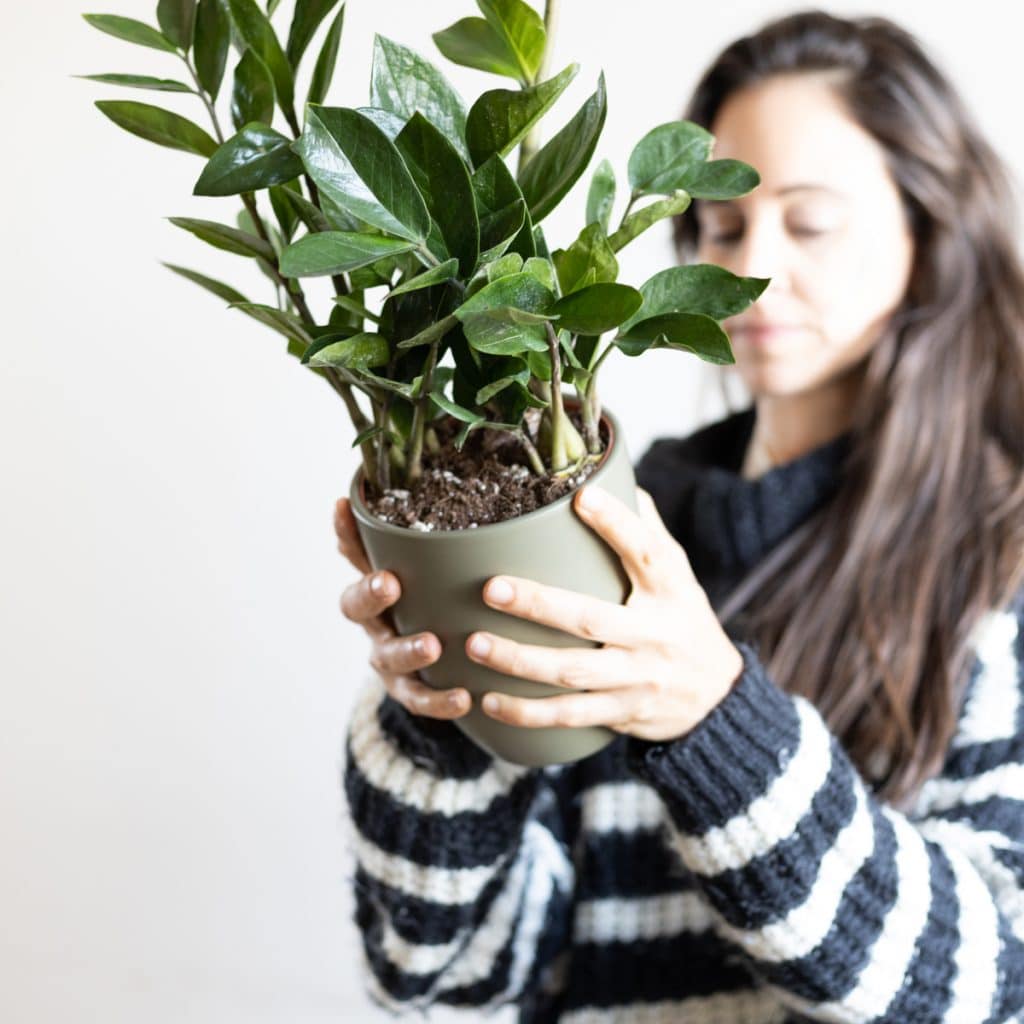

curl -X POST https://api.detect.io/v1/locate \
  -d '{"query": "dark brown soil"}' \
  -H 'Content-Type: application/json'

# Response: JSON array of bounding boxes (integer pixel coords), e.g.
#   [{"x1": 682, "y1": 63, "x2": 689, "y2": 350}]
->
[{"x1": 364, "y1": 408, "x2": 609, "y2": 531}]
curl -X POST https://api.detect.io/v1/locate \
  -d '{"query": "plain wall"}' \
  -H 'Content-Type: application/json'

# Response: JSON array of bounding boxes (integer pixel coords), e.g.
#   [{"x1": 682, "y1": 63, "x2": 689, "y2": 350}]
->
[{"x1": 2, "y1": 1, "x2": 1021, "y2": 1021}]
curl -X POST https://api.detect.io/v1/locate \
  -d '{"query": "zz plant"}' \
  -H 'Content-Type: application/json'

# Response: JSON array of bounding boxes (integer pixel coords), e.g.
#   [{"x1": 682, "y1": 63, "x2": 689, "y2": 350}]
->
[{"x1": 80, "y1": 0, "x2": 768, "y2": 500}]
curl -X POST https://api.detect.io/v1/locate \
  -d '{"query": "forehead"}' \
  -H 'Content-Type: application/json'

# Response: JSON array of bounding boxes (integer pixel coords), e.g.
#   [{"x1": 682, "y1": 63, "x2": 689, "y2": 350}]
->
[{"x1": 708, "y1": 72, "x2": 894, "y2": 205}]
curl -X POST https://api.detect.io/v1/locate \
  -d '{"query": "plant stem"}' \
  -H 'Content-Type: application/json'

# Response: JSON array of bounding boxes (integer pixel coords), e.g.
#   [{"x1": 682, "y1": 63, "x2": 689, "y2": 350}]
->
[
  {"x1": 517, "y1": 0, "x2": 558, "y2": 172},
  {"x1": 545, "y1": 320, "x2": 569, "y2": 469},
  {"x1": 516, "y1": 428, "x2": 546, "y2": 475},
  {"x1": 407, "y1": 340, "x2": 441, "y2": 485}
]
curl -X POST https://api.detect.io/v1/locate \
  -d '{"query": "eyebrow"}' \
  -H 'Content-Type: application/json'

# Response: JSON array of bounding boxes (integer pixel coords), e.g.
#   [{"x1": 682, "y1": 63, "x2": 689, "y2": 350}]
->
[{"x1": 707, "y1": 183, "x2": 847, "y2": 209}]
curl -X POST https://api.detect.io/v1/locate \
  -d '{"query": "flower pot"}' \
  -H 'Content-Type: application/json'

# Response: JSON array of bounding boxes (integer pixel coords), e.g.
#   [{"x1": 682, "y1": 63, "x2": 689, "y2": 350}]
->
[{"x1": 348, "y1": 404, "x2": 637, "y2": 767}]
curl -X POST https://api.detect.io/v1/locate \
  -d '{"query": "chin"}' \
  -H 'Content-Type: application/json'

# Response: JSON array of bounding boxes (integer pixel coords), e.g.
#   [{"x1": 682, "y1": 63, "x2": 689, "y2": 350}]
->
[{"x1": 736, "y1": 362, "x2": 812, "y2": 398}]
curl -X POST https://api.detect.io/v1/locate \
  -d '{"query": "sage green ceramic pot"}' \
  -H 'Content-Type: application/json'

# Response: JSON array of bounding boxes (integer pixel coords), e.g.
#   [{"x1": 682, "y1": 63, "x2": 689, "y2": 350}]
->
[{"x1": 348, "y1": 404, "x2": 637, "y2": 766}]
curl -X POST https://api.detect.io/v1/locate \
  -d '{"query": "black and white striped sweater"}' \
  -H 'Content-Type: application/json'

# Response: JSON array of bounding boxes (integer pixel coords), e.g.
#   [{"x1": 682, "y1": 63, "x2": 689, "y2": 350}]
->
[{"x1": 343, "y1": 406, "x2": 1024, "y2": 1023}]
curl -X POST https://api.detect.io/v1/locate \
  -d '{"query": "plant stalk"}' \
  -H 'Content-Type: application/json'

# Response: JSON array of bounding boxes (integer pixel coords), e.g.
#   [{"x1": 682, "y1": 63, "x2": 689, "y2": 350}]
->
[{"x1": 517, "y1": 0, "x2": 558, "y2": 172}]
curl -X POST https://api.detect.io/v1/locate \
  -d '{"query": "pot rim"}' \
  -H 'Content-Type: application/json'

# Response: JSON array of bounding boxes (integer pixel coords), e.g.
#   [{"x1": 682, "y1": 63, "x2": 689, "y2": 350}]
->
[{"x1": 350, "y1": 403, "x2": 623, "y2": 539}]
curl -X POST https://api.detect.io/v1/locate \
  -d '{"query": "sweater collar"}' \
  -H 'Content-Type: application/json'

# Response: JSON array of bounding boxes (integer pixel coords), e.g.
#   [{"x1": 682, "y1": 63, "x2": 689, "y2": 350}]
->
[{"x1": 634, "y1": 405, "x2": 853, "y2": 602}]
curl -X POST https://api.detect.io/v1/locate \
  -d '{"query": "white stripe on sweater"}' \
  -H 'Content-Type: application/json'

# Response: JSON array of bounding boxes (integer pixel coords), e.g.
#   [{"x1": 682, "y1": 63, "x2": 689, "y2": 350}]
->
[
  {"x1": 714, "y1": 776, "x2": 875, "y2": 962},
  {"x1": 913, "y1": 762, "x2": 1024, "y2": 817},
  {"x1": 782, "y1": 808, "x2": 933, "y2": 1023},
  {"x1": 942, "y1": 845, "x2": 1000, "y2": 1023},
  {"x1": 671, "y1": 698, "x2": 832, "y2": 875},
  {"x1": 580, "y1": 781, "x2": 666, "y2": 834},
  {"x1": 953, "y1": 609, "x2": 1020, "y2": 747},
  {"x1": 573, "y1": 891, "x2": 713, "y2": 944},
  {"x1": 559, "y1": 990, "x2": 788, "y2": 1024},
  {"x1": 348, "y1": 676, "x2": 531, "y2": 816}
]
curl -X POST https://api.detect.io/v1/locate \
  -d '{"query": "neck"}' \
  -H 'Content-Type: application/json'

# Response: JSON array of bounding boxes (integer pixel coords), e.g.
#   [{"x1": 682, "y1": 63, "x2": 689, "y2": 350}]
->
[{"x1": 742, "y1": 364, "x2": 863, "y2": 478}]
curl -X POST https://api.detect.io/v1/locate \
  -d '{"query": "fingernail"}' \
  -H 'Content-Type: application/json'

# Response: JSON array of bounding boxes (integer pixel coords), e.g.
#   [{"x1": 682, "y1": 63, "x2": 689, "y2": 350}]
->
[
  {"x1": 578, "y1": 486, "x2": 603, "y2": 511},
  {"x1": 370, "y1": 574, "x2": 384, "y2": 595},
  {"x1": 482, "y1": 694, "x2": 500, "y2": 714},
  {"x1": 412, "y1": 636, "x2": 427, "y2": 656},
  {"x1": 487, "y1": 579, "x2": 514, "y2": 604},
  {"x1": 468, "y1": 634, "x2": 491, "y2": 657}
]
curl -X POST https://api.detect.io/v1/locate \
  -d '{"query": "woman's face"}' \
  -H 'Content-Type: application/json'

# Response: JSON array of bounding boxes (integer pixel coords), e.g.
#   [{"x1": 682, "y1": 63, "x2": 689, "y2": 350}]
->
[{"x1": 695, "y1": 72, "x2": 915, "y2": 398}]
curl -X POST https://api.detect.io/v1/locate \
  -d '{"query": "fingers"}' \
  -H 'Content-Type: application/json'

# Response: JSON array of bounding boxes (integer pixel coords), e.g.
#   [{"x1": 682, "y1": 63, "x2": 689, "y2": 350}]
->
[
  {"x1": 340, "y1": 570, "x2": 402, "y2": 640},
  {"x1": 385, "y1": 673, "x2": 472, "y2": 721},
  {"x1": 334, "y1": 497, "x2": 372, "y2": 574},
  {"x1": 479, "y1": 687, "x2": 646, "y2": 729},
  {"x1": 370, "y1": 630, "x2": 442, "y2": 679},
  {"x1": 481, "y1": 575, "x2": 649, "y2": 647}
]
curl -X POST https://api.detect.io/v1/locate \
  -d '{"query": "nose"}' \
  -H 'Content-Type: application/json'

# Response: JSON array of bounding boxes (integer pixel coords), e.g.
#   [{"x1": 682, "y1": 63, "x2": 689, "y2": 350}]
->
[{"x1": 719, "y1": 216, "x2": 787, "y2": 284}]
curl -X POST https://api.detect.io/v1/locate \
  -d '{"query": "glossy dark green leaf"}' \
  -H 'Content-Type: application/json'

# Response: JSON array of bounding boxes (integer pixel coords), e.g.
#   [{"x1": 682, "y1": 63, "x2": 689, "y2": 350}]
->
[
  {"x1": 75, "y1": 73, "x2": 192, "y2": 92},
  {"x1": 231, "y1": 47, "x2": 275, "y2": 129},
  {"x1": 395, "y1": 112, "x2": 478, "y2": 275},
  {"x1": 193, "y1": 122, "x2": 302, "y2": 194},
  {"x1": 586, "y1": 157, "x2": 615, "y2": 232},
  {"x1": 552, "y1": 222, "x2": 617, "y2": 294},
  {"x1": 95, "y1": 100, "x2": 217, "y2": 155},
  {"x1": 280, "y1": 232, "x2": 416, "y2": 277},
  {"x1": 622, "y1": 264, "x2": 770, "y2": 332},
  {"x1": 432, "y1": 16, "x2": 520, "y2": 80},
  {"x1": 294, "y1": 106, "x2": 430, "y2": 242},
  {"x1": 161, "y1": 262, "x2": 249, "y2": 304},
  {"x1": 386, "y1": 258, "x2": 459, "y2": 298},
  {"x1": 268, "y1": 181, "x2": 301, "y2": 240},
  {"x1": 193, "y1": 0, "x2": 231, "y2": 99},
  {"x1": 228, "y1": 0, "x2": 295, "y2": 124},
  {"x1": 627, "y1": 120, "x2": 713, "y2": 195},
  {"x1": 550, "y1": 283, "x2": 642, "y2": 334},
  {"x1": 472, "y1": 153, "x2": 534, "y2": 261},
  {"x1": 168, "y1": 216, "x2": 274, "y2": 259},
  {"x1": 615, "y1": 311, "x2": 735, "y2": 364},
  {"x1": 306, "y1": 3, "x2": 344, "y2": 106},
  {"x1": 455, "y1": 271, "x2": 554, "y2": 355},
  {"x1": 354, "y1": 105, "x2": 405, "y2": 141},
  {"x1": 308, "y1": 332, "x2": 390, "y2": 370},
  {"x1": 477, "y1": 0, "x2": 545, "y2": 83},
  {"x1": 432, "y1": 390, "x2": 484, "y2": 427},
  {"x1": 476, "y1": 200, "x2": 527, "y2": 263},
  {"x1": 608, "y1": 191, "x2": 691, "y2": 252},
  {"x1": 371, "y1": 35, "x2": 468, "y2": 161},
  {"x1": 229, "y1": 302, "x2": 313, "y2": 344},
  {"x1": 475, "y1": 356, "x2": 530, "y2": 403},
  {"x1": 285, "y1": 0, "x2": 342, "y2": 69},
  {"x1": 518, "y1": 72, "x2": 606, "y2": 225},
  {"x1": 465, "y1": 62, "x2": 577, "y2": 167},
  {"x1": 485, "y1": 252, "x2": 523, "y2": 281},
  {"x1": 678, "y1": 158, "x2": 760, "y2": 200},
  {"x1": 82, "y1": 14, "x2": 177, "y2": 51},
  {"x1": 156, "y1": 0, "x2": 196, "y2": 49},
  {"x1": 455, "y1": 271, "x2": 553, "y2": 318}
]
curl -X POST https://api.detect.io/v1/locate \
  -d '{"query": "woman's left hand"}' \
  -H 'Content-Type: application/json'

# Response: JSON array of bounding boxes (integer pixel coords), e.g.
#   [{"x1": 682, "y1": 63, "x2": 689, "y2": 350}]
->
[{"x1": 466, "y1": 484, "x2": 746, "y2": 743}]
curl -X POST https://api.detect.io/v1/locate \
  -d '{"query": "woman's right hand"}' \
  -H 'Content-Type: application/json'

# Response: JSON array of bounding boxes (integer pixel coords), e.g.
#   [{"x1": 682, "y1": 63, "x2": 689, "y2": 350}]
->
[{"x1": 334, "y1": 497, "x2": 472, "y2": 721}]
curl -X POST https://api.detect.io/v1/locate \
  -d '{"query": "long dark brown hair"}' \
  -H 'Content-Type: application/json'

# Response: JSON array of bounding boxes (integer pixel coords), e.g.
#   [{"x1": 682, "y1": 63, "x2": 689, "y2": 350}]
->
[{"x1": 674, "y1": 10, "x2": 1024, "y2": 809}]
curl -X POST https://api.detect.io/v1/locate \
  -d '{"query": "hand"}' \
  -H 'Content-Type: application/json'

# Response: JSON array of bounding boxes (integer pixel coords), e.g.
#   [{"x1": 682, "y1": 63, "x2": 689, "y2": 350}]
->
[
  {"x1": 334, "y1": 497, "x2": 471, "y2": 721},
  {"x1": 464, "y1": 485, "x2": 745, "y2": 743}
]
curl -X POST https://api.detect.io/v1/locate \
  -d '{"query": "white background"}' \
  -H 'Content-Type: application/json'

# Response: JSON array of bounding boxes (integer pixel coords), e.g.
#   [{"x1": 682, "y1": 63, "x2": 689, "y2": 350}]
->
[{"x1": 2, "y1": 1, "x2": 1022, "y2": 1021}]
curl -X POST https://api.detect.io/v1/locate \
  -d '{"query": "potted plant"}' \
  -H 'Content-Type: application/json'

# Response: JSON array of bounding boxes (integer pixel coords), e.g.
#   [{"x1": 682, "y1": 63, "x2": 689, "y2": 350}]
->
[{"x1": 79, "y1": 0, "x2": 767, "y2": 765}]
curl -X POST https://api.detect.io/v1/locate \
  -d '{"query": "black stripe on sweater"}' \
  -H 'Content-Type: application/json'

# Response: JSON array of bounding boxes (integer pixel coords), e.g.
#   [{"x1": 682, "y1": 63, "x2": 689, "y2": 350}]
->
[
  {"x1": 751, "y1": 802, "x2": 899, "y2": 1002},
  {"x1": 699, "y1": 738, "x2": 857, "y2": 930},
  {"x1": 986, "y1": 916, "x2": 1024, "y2": 1024},
  {"x1": 575, "y1": 828, "x2": 693, "y2": 900},
  {"x1": 940, "y1": 735, "x2": 1024, "y2": 780},
  {"x1": 930, "y1": 796, "x2": 1024, "y2": 842}
]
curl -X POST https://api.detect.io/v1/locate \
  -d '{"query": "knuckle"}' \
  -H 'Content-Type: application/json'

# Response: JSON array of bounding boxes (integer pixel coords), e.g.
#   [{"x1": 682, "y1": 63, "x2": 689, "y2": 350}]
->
[
  {"x1": 577, "y1": 608, "x2": 603, "y2": 641},
  {"x1": 556, "y1": 662, "x2": 593, "y2": 690}
]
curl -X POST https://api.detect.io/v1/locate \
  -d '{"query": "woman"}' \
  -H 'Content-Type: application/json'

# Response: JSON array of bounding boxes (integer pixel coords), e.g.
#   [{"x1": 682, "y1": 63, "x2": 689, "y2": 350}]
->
[{"x1": 336, "y1": 10, "x2": 1024, "y2": 1023}]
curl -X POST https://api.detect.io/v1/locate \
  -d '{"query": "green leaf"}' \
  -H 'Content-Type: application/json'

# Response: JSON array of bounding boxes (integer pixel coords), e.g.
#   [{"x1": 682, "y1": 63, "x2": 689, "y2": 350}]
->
[
  {"x1": 430, "y1": 389, "x2": 483, "y2": 424},
  {"x1": 522, "y1": 256, "x2": 555, "y2": 291},
  {"x1": 193, "y1": 123, "x2": 302, "y2": 195},
  {"x1": 432, "y1": 16, "x2": 520, "y2": 80},
  {"x1": 156, "y1": 0, "x2": 196, "y2": 49},
  {"x1": 608, "y1": 191, "x2": 691, "y2": 252},
  {"x1": 75, "y1": 73, "x2": 192, "y2": 92},
  {"x1": 228, "y1": 0, "x2": 296, "y2": 124},
  {"x1": 371, "y1": 35, "x2": 469, "y2": 162},
  {"x1": 678, "y1": 158, "x2": 760, "y2": 200},
  {"x1": 477, "y1": 0, "x2": 546, "y2": 83},
  {"x1": 82, "y1": 14, "x2": 177, "y2": 52},
  {"x1": 269, "y1": 182, "x2": 301, "y2": 241},
  {"x1": 476, "y1": 201, "x2": 527, "y2": 263},
  {"x1": 229, "y1": 302, "x2": 313, "y2": 345},
  {"x1": 193, "y1": 0, "x2": 230, "y2": 99},
  {"x1": 395, "y1": 112, "x2": 479, "y2": 275},
  {"x1": 455, "y1": 271, "x2": 554, "y2": 355},
  {"x1": 615, "y1": 311, "x2": 735, "y2": 364},
  {"x1": 350, "y1": 424, "x2": 385, "y2": 448},
  {"x1": 550, "y1": 283, "x2": 642, "y2": 334},
  {"x1": 486, "y1": 252, "x2": 524, "y2": 281},
  {"x1": 168, "y1": 216, "x2": 275, "y2": 259},
  {"x1": 552, "y1": 222, "x2": 617, "y2": 294},
  {"x1": 455, "y1": 271, "x2": 553, "y2": 319},
  {"x1": 472, "y1": 153, "x2": 534, "y2": 262},
  {"x1": 307, "y1": 3, "x2": 344, "y2": 106},
  {"x1": 294, "y1": 106, "x2": 431, "y2": 242},
  {"x1": 94, "y1": 100, "x2": 217, "y2": 156},
  {"x1": 161, "y1": 262, "x2": 249, "y2": 304},
  {"x1": 279, "y1": 232, "x2": 416, "y2": 277},
  {"x1": 386, "y1": 258, "x2": 459, "y2": 298},
  {"x1": 465, "y1": 62, "x2": 577, "y2": 167},
  {"x1": 518, "y1": 72, "x2": 606, "y2": 225},
  {"x1": 307, "y1": 332, "x2": 390, "y2": 370},
  {"x1": 231, "y1": 47, "x2": 275, "y2": 129},
  {"x1": 621, "y1": 264, "x2": 770, "y2": 332},
  {"x1": 285, "y1": 0, "x2": 342, "y2": 69},
  {"x1": 586, "y1": 158, "x2": 615, "y2": 233},
  {"x1": 354, "y1": 105, "x2": 406, "y2": 141},
  {"x1": 271, "y1": 184, "x2": 331, "y2": 234},
  {"x1": 627, "y1": 120, "x2": 713, "y2": 195}
]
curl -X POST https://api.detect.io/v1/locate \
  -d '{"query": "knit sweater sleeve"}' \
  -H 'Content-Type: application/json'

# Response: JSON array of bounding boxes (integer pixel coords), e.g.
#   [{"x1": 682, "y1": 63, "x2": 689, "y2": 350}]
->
[
  {"x1": 343, "y1": 675, "x2": 575, "y2": 1014},
  {"x1": 626, "y1": 590, "x2": 1024, "y2": 1023}
]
